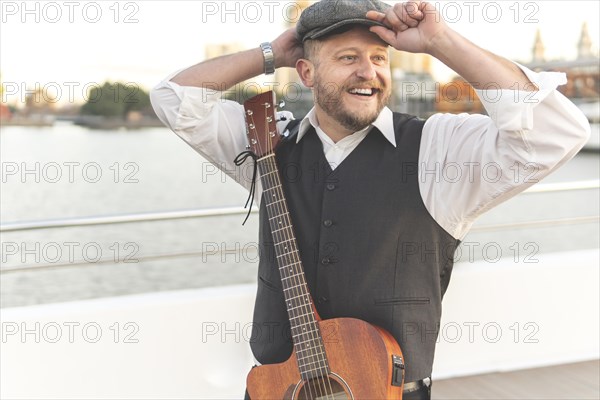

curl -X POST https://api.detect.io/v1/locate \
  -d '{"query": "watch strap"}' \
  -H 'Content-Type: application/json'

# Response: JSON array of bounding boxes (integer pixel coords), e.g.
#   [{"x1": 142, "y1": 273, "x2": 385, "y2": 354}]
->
[{"x1": 260, "y1": 42, "x2": 275, "y2": 75}]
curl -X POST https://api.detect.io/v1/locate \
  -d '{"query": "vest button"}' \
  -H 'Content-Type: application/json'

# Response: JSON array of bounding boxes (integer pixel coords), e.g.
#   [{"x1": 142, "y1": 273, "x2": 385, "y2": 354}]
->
[
  {"x1": 326, "y1": 184, "x2": 336, "y2": 191},
  {"x1": 323, "y1": 220, "x2": 333, "y2": 227}
]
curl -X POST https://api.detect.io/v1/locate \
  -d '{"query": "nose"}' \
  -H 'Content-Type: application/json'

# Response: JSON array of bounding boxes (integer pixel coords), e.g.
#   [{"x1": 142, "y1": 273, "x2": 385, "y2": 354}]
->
[{"x1": 355, "y1": 58, "x2": 377, "y2": 81}]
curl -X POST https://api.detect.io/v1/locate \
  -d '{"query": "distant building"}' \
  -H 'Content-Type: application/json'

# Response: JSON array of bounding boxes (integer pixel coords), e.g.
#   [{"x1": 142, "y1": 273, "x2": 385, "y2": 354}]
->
[
  {"x1": 389, "y1": 51, "x2": 437, "y2": 116},
  {"x1": 434, "y1": 78, "x2": 485, "y2": 115},
  {"x1": 0, "y1": 103, "x2": 12, "y2": 120},
  {"x1": 433, "y1": 22, "x2": 599, "y2": 116},
  {"x1": 578, "y1": 22, "x2": 595, "y2": 60},
  {"x1": 532, "y1": 29, "x2": 546, "y2": 63},
  {"x1": 525, "y1": 23, "x2": 599, "y2": 103}
]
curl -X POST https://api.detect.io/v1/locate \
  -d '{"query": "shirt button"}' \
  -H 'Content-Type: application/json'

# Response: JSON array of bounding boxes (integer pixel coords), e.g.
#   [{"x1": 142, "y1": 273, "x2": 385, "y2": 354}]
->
[
  {"x1": 326, "y1": 184, "x2": 336, "y2": 191},
  {"x1": 323, "y1": 220, "x2": 333, "y2": 227}
]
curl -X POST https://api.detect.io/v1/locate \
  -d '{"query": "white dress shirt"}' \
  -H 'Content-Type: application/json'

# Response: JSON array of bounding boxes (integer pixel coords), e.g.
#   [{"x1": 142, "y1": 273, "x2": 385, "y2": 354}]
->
[{"x1": 150, "y1": 64, "x2": 590, "y2": 240}]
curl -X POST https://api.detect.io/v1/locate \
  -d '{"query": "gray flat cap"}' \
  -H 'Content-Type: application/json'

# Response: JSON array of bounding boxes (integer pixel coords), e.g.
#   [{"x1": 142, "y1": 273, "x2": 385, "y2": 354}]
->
[{"x1": 297, "y1": 0, "x2": 392, "y2": 42}]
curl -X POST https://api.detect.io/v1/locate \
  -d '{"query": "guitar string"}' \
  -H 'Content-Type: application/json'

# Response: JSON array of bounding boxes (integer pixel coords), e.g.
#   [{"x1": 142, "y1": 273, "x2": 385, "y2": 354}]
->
[
  {"x1": 262, "y1": 156, "x2": 329, "y2": 399},
  {"x1": 268, "y1": 115, "x2": 338, "y2": 398},
  {"x1": 257, "y1": 135, "x2": 324, "y2": 398},
  {"x1": 261, "y1": 119, "x2": 334, "y2": 399},
  {"x1": 256, "y1": 103, "x2": 335, "y2": 398},
  {"x1": 251, "y1": 106, "x2": 330, "y2": 399},
  {"x1": 248, "y1": 109, "x2": 318, "y2": 399},
  {"x1": 263, "y1": 156, "x2": 331, "y2": 399}
]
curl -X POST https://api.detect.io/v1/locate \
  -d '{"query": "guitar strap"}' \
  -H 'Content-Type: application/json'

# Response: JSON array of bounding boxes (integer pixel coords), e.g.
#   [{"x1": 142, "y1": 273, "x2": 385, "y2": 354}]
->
[{"x1": 234, "y1": 117, "x2": 303, "y2": 225}]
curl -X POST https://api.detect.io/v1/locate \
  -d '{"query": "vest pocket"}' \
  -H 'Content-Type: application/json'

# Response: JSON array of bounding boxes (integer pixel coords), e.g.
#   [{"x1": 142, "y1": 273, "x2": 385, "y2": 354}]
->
[
  {"x1": 374, "y1": 297, "x2": 430, "y2": 306},
  {"x1": 258, "y1": 276, "x2": 281, "y2": 293}
]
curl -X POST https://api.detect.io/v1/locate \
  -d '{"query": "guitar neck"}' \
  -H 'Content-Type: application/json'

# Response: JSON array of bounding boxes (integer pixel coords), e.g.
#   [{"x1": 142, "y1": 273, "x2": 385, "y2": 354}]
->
[{"x1": 257, "y1": 154, "x2": 331, "y2": 380}]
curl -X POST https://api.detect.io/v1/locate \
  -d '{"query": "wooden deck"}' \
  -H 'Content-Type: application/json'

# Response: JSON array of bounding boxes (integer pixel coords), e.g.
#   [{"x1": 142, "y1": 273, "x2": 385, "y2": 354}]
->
[{"x1": 432, "y1": 360, "x2": 599, "y2": 399}]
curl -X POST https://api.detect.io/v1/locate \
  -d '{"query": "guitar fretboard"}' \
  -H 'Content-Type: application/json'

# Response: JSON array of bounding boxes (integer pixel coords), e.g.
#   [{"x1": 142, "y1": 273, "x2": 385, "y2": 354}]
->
[{"x1": 257, "y1": 154, "x2": 331, "y2": 380}]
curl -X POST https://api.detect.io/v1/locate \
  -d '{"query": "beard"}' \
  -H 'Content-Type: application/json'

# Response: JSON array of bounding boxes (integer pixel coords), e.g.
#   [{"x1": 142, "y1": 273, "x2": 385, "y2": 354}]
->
[{"x1": 313, "y1": 75, "x2": 391, "y2": 132}]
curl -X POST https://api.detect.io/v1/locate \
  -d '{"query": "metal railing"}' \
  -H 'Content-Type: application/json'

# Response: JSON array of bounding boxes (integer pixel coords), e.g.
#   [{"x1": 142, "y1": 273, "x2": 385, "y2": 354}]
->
[
  {"x1": 1, "y1": 180, "x2": 598, "y2": 273},
  {"x1": 2, "y1": 180, "x2": 598, "y2": 233},
  {"x1": 0, "y1": 207, "x2": 254, "y2": 233}
]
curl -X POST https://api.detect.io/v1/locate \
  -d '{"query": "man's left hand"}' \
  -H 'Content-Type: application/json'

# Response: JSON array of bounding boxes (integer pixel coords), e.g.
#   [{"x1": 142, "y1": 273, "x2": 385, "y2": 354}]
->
[{"x1": 366, "y1": 1, "x2": 448, "y2": 54}]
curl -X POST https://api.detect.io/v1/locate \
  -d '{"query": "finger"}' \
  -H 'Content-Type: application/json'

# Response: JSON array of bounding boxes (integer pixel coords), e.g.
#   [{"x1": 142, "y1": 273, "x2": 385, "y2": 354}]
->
[
  {"x1": 365, "y1": 10, "x2": 386, "y2": 23},
  {"x1": 420, "y1": 1, "x2": 439, "y2": 21},
  {"x1": 393, "y1": 3, "x2": 420, "y2": 28},
  {"x1": 405, "y1": 1, "x2": 424, "y2": 20},
  {"x1": 367, "y1": 7, "x2": 411, "y2": 32},
  {"x1": 369, "y1": 25, "x2": 398, "y2": 46},
  {"x1": 385, "y1": 6, "x2": 409, "y2": 29}
]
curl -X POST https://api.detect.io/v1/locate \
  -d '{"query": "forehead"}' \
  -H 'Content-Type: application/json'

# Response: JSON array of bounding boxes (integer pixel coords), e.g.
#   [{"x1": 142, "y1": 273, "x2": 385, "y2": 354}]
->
[{"x1": 318, "y1": 25, "x2": 390, "y2": 52}]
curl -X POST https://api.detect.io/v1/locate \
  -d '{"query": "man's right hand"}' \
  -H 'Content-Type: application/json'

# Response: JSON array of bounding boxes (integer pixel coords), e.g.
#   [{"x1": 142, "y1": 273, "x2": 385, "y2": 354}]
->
[{"x1": 272, "y1": 28, "x2": 304, "y2": 69}]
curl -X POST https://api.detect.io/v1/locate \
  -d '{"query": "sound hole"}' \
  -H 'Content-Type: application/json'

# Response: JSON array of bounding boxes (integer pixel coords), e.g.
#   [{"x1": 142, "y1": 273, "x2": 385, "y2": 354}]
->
[{"x1": 296, "y1": 375, "x2": 352, "y2": 400}]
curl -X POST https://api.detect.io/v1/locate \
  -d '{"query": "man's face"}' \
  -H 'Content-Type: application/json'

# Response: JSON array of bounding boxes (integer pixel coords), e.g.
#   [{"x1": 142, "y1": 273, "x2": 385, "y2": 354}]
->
[{"x1": 311, "y1": 26, "x2": 392, "y2": 132}]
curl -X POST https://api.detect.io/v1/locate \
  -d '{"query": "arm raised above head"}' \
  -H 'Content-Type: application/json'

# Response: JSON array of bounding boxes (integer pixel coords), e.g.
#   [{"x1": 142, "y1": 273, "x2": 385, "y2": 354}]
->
[
  {"x1": 170, "y1": 28, "x2": 304, "y2": 90},
  {"x1": 367, "y1": 1, "x2": 533, "y2": 90},
  {"x1": 366, "y1": 2, "x2": 591, "y2": 239},
  {"x1": 149, "y1": 29, "x2": 301, "y2": 194}
]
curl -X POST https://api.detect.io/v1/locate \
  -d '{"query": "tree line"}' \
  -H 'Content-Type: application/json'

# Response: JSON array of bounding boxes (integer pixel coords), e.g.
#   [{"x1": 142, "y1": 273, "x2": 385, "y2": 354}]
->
[{"x1": 80, "y1": 82, "x2": 152, "y2": 118}]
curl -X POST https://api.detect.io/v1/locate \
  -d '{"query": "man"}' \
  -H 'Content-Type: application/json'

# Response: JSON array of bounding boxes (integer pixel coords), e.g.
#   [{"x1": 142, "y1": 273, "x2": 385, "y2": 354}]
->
[{"x1": 151, "y1": 0, "x2": 590, "y2": 398}]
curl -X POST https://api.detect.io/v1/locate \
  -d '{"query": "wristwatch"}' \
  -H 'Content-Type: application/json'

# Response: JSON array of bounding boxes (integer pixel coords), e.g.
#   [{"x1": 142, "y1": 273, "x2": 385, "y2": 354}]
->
[{"x1": 260, "y1": 42, "x2": 275, "y2": 75}]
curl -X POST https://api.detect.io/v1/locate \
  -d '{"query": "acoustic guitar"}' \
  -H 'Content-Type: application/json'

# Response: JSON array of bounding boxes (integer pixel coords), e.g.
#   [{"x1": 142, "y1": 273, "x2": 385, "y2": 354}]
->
[{"x1": 243, "y1": 91, "x2": 406, "y2": 399}]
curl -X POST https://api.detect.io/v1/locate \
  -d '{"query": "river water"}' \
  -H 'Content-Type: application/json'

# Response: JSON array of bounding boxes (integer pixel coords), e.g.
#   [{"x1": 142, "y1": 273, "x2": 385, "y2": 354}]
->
[{"x1": 1, "y1": 123, "x2": 598, "y2": 307}]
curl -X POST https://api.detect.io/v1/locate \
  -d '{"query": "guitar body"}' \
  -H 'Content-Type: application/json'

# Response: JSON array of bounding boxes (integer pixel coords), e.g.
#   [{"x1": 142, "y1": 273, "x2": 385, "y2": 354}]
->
[{"x1": 247, "y1": 318, "x2": 404, "y2": 399}]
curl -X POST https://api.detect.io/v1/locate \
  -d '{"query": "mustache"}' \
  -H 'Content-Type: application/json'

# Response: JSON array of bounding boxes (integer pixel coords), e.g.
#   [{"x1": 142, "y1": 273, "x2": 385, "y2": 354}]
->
[
  {"x1": 313, "y1": 77, "x2": 388, "y2": 95},
  {"x1": 342, "y1": 80, "x2": 386, "y2": 92}
]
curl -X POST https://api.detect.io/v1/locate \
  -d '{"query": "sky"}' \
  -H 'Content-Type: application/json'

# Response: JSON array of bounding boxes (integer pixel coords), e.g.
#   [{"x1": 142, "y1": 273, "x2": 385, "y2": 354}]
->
[{"x1": 1, "y1": 0, "x2": 599, "y2": 105}]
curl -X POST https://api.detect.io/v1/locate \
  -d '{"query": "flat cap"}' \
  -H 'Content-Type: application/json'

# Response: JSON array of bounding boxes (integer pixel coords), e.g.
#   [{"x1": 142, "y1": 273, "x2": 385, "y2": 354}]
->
[{"x1": 296, "y1": 0, "x2": 392, "y2": 42}]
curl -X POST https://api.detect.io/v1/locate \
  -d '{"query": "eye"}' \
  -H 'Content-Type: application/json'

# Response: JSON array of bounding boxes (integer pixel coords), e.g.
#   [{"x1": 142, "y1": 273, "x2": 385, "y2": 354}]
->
[
  {"x1": 373, "y1": 55, "x2": 388, "y2": 64},
  {"x1": 340, "y1": 55, "x2": 357, "y2": 62}
]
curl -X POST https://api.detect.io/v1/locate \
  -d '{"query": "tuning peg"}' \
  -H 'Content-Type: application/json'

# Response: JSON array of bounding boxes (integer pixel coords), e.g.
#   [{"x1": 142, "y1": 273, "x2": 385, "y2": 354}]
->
[{"x1": 278, "y1": 100, "x2": 286, "y2": 109}]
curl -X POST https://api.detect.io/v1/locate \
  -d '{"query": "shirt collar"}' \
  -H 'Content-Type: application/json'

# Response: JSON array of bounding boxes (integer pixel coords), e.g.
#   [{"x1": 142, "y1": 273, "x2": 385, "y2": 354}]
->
[{"x1": 297, "y1": 106, "x2": 396, "y2": 147}]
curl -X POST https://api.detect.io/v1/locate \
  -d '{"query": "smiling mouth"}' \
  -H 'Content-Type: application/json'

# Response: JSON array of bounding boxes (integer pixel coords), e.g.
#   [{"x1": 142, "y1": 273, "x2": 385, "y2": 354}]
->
[{"x1": 347, "y1": 88, "x2": 380, "y2": 97}]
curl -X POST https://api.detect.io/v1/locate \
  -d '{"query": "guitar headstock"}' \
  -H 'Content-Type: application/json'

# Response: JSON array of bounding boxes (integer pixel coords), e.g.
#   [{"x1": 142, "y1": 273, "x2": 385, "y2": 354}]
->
[{"x1": 243, "y1": 91, "x2": 281, "y2": 158}]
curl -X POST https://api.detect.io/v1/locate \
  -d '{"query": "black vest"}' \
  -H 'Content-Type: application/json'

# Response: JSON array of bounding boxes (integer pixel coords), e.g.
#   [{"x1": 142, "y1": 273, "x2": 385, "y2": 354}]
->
[{"x1": 250, "y1": 112, "x2": 459, "y2": 382}]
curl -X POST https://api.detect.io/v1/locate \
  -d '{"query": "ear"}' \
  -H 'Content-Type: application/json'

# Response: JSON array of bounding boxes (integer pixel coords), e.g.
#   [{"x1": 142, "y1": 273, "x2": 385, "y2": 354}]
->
[{"x1": 296, "y1": 58, "x2": 315, "y2": 88}]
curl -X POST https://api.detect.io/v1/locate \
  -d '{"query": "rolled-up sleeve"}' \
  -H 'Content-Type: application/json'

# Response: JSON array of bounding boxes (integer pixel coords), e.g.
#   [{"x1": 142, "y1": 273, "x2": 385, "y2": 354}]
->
[
  {"x1": 419, "y1": 64, "x2": 591, "y2": 240},
  {"x1": 150, "y1": 75, "x2": 296, "y2": 197},
  {"x1": 150, "y1": 77, "x2": 254, "y2": 190}
]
